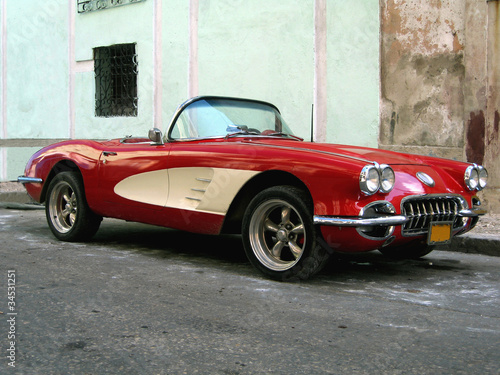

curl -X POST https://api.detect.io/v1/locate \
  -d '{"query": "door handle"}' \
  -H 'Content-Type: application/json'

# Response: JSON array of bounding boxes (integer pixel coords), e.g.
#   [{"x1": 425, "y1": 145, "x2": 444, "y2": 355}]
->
[{"x1": 103, "y1": 151, "x2": 117, "y2": 156}]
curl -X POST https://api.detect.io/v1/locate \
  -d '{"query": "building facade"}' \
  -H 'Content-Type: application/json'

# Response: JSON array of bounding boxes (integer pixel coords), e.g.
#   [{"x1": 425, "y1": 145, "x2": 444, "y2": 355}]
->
[
  {"x1": 0, "y1": 0, "x2": 498, "y2": 211},
  {"x1": 379, "y1": 0, "x2": 500, "y2": 211}
]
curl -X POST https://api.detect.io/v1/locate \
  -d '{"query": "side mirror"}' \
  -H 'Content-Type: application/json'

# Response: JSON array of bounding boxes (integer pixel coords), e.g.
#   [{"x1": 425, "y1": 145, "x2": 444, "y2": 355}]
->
[{"x1": 148, "y1": 128, "x2": 164, "y2": 145}]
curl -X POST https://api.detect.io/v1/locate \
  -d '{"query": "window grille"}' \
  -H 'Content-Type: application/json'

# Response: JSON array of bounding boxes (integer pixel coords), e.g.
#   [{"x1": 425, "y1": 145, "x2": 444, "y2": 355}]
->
[
  {"x1": 78, "y1": 0, "x2": 147, "y2": 14},
  {"x1": 94, "y1": 44, "x2": 138, "y2": 117}
]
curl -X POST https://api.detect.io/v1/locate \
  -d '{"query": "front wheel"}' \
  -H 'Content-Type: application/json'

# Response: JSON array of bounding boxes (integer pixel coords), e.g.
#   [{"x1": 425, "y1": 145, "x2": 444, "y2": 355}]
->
[
  {"x1": 45, "y1": 172, "x2": 102, "y2": 242},
  {"x1": 242, "y1": 186, "x2": 330, "y2": 281}
]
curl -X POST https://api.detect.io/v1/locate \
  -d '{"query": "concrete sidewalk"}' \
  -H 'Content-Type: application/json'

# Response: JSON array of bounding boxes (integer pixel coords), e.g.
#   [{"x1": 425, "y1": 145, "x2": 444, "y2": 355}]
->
[{"x1": 1, "y1": 181, "x2": 499, "y2": 255}]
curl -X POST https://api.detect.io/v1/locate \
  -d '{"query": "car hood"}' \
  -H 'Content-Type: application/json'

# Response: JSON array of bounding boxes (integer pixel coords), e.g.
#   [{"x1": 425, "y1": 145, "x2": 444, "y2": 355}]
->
[{"x1": 248, "y1": 139, "x2": 428, "y2": 166}]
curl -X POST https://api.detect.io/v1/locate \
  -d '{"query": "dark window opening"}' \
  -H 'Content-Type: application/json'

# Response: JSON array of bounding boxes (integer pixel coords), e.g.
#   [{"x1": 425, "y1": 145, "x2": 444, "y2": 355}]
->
[{"x1": 94, "y1": 43, "x2": 138, "y2": 117}]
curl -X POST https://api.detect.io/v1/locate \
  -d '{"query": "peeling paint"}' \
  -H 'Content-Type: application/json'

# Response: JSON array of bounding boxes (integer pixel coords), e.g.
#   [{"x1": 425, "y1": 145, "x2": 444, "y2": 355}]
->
[
  {"x1": 465, "y1": 111, "x2": 486, "y2": 165},
  {"x1": 490, "y1": 110, "x2": 500, "y2": 146},
  {"x1": 381, "y1": 0, "x2": 472, "y2": 161},
  {"x1": 382, "y1": 0, "x2": 465, "y2": 56}
]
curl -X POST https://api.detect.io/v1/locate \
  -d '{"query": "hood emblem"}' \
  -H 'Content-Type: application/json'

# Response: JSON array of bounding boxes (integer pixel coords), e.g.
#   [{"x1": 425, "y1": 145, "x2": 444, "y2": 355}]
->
[{"x1": 416, "y1": 172, "x2": 435, "y2": 187}]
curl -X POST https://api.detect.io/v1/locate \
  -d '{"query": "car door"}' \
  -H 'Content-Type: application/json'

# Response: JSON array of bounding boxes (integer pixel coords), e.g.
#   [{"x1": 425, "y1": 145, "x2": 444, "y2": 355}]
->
[{"x1": 97, "y1": 139, "x2": 171, "y2": 220}]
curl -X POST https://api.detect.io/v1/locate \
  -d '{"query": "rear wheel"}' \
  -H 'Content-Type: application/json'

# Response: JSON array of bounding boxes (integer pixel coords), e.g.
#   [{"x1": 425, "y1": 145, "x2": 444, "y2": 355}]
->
[
  {"x1": 242, "y1": 186, "x2": 330, "y2": 281},
  {"x1": 45, "y1": 172, "x2": 102, "y2": 242}
]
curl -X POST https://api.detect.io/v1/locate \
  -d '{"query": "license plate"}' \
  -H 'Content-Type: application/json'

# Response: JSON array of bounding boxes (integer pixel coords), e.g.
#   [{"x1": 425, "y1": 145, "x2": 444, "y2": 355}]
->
[{"x1": 427, "y1": 222, "x2": 452, "y2": 245}]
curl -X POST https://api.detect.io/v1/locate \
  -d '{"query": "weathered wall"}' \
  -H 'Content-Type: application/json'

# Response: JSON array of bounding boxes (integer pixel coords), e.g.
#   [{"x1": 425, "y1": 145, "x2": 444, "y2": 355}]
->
[
  {"x1": 463, "y1": 0, "x2": 488, "y2": 166},
  {"x1": 380, "y1": 0, "x2": 468, "y2": 160},
  {"x1": 485, "y1": 1, "x2": 500, "y2": 211},
  {"x1": 380, "y1": 0, "x2": 498, "y2": 211}
]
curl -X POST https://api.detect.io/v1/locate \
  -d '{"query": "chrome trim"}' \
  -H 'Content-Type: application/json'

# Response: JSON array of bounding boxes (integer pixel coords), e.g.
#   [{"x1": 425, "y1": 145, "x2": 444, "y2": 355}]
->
[
  {"x1": 359, "y1": 165, "x2": 380, "y2": 195},
  {"x1": 464, "y1": 165, "x2": 479, "y2": 191},
  {"x1": 478, "y1": 165, "x2": 488, "y2": 190},
  {"x1": 148, "y1": 127, "x2": 164, "y2": 145},
  {"x1": 191, "y1": 188, "x2": 206, "y2": 193},
  {"x1": 358, "y1": 201, "x2": 396, "y2": 217},
  {"x1": 458, "y1": 208, "x2": 487, "y2": 217},
  {"x1": 356, "y1": 201, "x2": 397, "y2": 240},
  {"x1": 464, "y1": 164, "x2": 488, "y2": 191},
  {"x1": 400, "y1": 194, "x2": 469, "y2": 236},
  {"x1": 379, "y1": 164, "x2": 395, "y2": 193},
  {"x1": 166, "y1": 96, "x2": 281, "y2": 142},
  {"x1": 17, "y1": 176, "x2": 43, "y2": 184},
  {"x1": 416, "y1": 171, "x2": 435, "y2": 187},
  {"x1": 313, "y1": 215, "x2": 408, "y2": 227}
]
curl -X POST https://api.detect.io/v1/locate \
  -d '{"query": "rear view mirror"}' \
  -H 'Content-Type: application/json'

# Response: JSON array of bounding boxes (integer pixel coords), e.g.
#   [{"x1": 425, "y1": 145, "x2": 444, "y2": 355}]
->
[{"x1": 148, "y1": 128, "x2": 164, "y2": 145}]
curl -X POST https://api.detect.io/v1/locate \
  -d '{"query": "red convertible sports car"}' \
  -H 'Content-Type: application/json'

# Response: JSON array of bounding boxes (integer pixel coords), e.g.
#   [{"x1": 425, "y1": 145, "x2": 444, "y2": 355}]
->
[{"x1": 19, "y1": 96, "x2": 488, "y2": 280}]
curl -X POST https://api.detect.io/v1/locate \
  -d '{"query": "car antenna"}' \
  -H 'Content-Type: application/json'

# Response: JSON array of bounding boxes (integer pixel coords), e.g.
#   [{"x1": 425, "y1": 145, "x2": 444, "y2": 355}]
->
[{"x1": 310, "y1": 104, "x2": 314, "y2": 142}]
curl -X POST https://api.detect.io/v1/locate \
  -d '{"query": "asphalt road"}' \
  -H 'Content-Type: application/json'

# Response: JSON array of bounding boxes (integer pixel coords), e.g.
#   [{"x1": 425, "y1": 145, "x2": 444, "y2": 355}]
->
[{"x1": 0, "y1": 208, "x2": 499, "y2": 375}]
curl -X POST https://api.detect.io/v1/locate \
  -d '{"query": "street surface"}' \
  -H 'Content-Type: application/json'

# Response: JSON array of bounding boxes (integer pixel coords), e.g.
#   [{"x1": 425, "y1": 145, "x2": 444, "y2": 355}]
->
[{"x1": 0, "y1": 208, "x2": 499, "y2": 374}]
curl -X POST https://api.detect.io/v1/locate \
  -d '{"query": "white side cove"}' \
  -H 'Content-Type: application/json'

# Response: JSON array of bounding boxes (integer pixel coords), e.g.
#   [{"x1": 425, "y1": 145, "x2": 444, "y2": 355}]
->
[{"x1": 114, "y1": 167, "x2": 259, "y2": 215}]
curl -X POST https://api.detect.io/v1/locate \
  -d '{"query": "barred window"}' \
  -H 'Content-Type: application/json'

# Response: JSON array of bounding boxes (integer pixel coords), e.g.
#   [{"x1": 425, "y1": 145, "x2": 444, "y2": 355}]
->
[{"x1": 94, "y1": 43, "x2": 138, "y2": 117}]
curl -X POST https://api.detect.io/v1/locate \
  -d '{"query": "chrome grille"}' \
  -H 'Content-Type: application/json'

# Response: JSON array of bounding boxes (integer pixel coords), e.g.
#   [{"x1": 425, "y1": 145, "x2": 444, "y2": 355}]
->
[{"x1": 401, "y1": 196, "x2": 466, "y2": 236}]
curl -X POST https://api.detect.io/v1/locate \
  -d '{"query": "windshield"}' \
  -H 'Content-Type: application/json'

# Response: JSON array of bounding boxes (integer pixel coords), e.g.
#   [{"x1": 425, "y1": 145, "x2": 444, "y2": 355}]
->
[{"x1": 168, "y1": 97, "x2": 296, "y2": 140}]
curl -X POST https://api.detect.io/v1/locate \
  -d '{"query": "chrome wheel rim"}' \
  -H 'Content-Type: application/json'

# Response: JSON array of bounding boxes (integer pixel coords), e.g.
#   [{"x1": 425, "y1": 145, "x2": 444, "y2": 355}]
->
[
  {"x1": 48, "y1": 181, "x2": 77, "y2": 234},
  {"x1": 248, "y1": 199, "x2": 306, "y2": 271}
]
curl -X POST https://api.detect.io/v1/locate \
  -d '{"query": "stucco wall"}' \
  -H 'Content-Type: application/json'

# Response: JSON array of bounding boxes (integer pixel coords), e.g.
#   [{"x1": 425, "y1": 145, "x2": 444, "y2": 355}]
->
[
  {"x1": 6, "y1": 0, "x2": 69, "y2": 139},
  {"x1": 75, "y1": 1, "x2": 154, "y2": 139},
  {"x1": 380, "y1": 0, "x2": 468, "y2": 160},
  {"x1": 197, "y1": 0, "x2": 315, "y2": 139},
  {"x1": 1, "y1": 0, "x2": 381, "y2": 182},
  {"x1": 380, "y1": 0, "x2": 498, "y2": 211},
  {"x1": 485, "y1": 1, "x2": 500, "y2": 211},
  {"x1": 327, "y1": 0, "x2": 380, "y2": 147}
]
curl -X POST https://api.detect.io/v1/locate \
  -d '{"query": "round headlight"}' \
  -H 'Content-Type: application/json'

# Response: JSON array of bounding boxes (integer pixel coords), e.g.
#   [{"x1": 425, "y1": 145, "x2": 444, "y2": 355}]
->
[
  {"x1": 478, "y1": 166, "x2": 488, "y2": 190},
  {"x1": 465, "y1": 165, "x2": 479, "y2": 190},
  {"x1": 380, "y1": 165, "x2": 395, "y2": 193},
  {"x1": 360, "y1": 165, "x2": 380, "y2": 195}
]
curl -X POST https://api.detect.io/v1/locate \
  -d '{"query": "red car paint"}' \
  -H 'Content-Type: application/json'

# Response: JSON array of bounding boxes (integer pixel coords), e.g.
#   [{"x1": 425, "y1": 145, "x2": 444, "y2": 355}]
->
[{"x1": 20, "y1": 97, "x2": 487, "y2": 264}]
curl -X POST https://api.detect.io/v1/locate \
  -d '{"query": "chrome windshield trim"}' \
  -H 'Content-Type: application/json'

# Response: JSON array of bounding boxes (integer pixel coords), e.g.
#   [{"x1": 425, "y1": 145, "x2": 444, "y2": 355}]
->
[
  {"x1": 166, "y1": 96, "x2": 281, "y2": 142},
  {"x1": 17, "y1": 176, "x2": 43, "y2": 184},
  {"x1": 313, "y1": 215, "x2": 408, "y2": 227}
]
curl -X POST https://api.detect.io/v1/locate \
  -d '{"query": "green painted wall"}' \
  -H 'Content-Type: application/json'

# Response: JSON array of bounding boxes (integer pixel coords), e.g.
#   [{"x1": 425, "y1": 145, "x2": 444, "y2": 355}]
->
[
  {"x1": 327, "y1": 0, "x2": 380, "y2": 147},
  {"x1": 197, "y1": 0, "x2": 315, "y2": 140},
  {"x1": 74, "y1": 1, "x2": 154, "y2": 139},
  {"x1": 6, "y1": 0, "x2": 69, "y2": 139},
  {"x1": 161, "y1": 0, "x2": 190, "y2": 127},
  {"x1": 1, "y1": 146, "x2": 40, "y2": 178},
  {"x1": 1, "y1": 0, "x2": 380, "y2": 181}
]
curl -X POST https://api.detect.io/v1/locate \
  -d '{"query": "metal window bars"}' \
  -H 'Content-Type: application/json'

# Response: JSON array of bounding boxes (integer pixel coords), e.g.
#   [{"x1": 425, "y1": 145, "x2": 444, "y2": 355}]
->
[{"x1": 94, "y1": 44, "x2": 138, "y2": 117}]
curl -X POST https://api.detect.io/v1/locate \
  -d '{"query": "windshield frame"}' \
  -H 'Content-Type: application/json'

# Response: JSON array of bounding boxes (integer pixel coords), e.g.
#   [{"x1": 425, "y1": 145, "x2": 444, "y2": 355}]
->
[{"x1": 166, "y1": 96, "x2": 298, "y2": 142}]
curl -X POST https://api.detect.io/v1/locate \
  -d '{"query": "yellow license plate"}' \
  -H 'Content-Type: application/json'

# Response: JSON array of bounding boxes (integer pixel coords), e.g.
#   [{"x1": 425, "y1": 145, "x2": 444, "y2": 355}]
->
[{"x1": 427, "y1": 222, "x2": 452, "y2": 245}]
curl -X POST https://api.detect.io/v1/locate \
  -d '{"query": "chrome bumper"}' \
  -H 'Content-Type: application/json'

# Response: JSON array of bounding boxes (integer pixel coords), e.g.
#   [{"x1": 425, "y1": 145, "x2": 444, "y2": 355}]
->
[
  {"x1": 313, "y1": 207, "x2": 486, "y2": 227},
  {"x1": 313, "y1": 215, "x2": 408, "y2": 227},
  {"x1": 457, "y1": 208, "x2": 488, "y2": 217},
  {"x1": 17, "y1": 176, "x2": 43, "y2": 184}
]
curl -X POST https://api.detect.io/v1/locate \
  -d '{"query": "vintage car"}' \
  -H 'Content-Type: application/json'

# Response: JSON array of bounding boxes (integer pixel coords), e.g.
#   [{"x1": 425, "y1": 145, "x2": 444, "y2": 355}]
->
[{"x1": 19, "y1": 96, "x2": 488, "y2": 280}]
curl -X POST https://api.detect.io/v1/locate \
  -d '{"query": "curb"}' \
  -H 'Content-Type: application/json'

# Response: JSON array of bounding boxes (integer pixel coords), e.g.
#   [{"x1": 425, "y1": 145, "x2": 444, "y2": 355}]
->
[
  {"x1": 440, "y1": 234, "x2": 500, "y2": 257},
  {"x1": 0, "y1": 184, "x2": 44, "y2": 210},
  {"x1": 0, "y1": 191, "x2": 32, "y2": 203}
]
